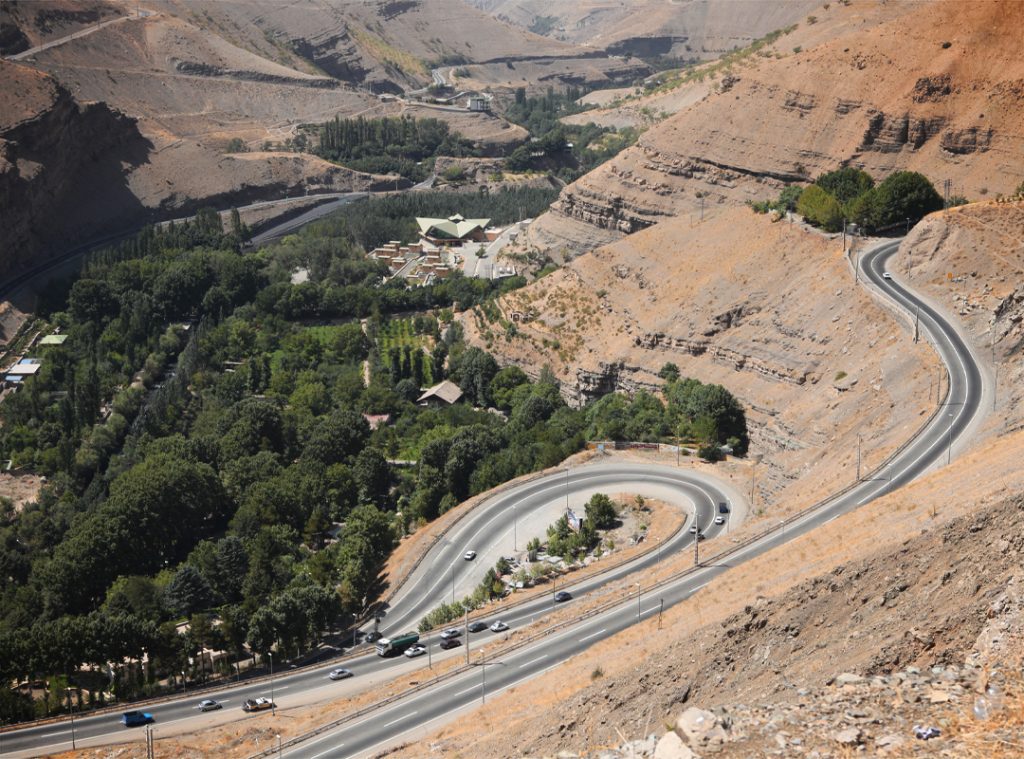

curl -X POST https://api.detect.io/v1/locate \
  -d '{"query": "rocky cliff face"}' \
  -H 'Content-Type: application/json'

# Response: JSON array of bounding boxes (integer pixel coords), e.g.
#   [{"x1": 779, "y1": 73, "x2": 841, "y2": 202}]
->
[
  {"x1": 0, "y1": 62, "x2": 150, "y2": 283},
  {"x1": 529, "y1": 0, "x2": 1024, "y2": 259}
]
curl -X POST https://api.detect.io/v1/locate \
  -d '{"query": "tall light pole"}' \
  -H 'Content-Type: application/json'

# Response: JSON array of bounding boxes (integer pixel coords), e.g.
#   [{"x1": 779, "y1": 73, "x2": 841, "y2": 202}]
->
[
  {"x1": 269, "y1": 652, "x2": 275, "y2": 716},
  {"x1": 513, "y1": 503, "x2": 517, "y2": 552},
  {"x1": 694, "y1": 530, "x2": 700, "y2": 566},
  {"x1": 277, "y1": 734, "x2": 282, "y2": 758},
  {"x1": 635, "y1": 582, "x2": 641, "y2": 623},
  {"x1": 181, "y1": 670, "x2": 187, "y2": 698},
  {"x1": 565, "y1": 468, "x2": 570, "y2": 513},
  {"x1": 66, "y1": 688, "x2": 76, "y2": 750},
  {"x1": 451, "y1": 565, "x2": 456, "y2": 605},
  {"x1": 856, "y1": 435, "x2": 862, "y2": 482}
]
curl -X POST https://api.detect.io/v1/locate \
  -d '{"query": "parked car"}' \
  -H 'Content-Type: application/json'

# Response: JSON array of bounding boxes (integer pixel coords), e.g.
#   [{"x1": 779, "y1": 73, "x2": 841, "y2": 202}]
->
[
  {"x1": 404, "y1": 644, "x2": 427, "y2": 658},
  {"x1": 121, "y1": 711, "x2": 154, "y2": 727},
  {"x1": 439, "y1": 637, "x2": 462, "y2": 650},
  {"x1": 242, "y1": 697, "x2": 275, "y2": 713},
  {"x1": 464, "y1": 550, "x2": 477, "y2": 560},
  {"x1": 196, "y1": 699, "x2": 222, "y2": 712},
  {"x1": 554, "y1": 591, "x2": 572, "y2": 603},
  {"x1": 328, "y1": 668, "x2": 353, "y2": 680},
  {"x1": 714, "y1": 515, "x2": 725, "y2": 525},
  {"x1": 489, "y1": 620, "x2": 509, "y2": 632},
  {"x1": 467, "y1": 621, "x2": 488, "y2": 633},
  {"x1": 440, "y1": 628, "x2": 461, "y2": 640}
]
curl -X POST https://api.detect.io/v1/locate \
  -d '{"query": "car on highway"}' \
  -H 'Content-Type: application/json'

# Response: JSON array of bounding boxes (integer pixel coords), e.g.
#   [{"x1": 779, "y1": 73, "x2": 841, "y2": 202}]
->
[
  {"x1": 554, "y1": 591, "x2": 572, "y2": 603},
  {"x1": 714, "y1": 515, "x2": 726, "y2": 525},
  {"x1": 439, "y1": 637, "x2": 462, "y2": 650},
  {"x1": 882, "y1": 272, "x2": 893, "y2": 279},
  {"x1": 689, "y1": 525, "x2": 699, "y2": 534},
  {"x1": 404, "y1": 644, "x2": 427, "y2": 658},
  {"x1": 196, "y1": 699, "x2": 222, "y2": 712},
  {"x1": 489, "y1": 620, "x2": 509, "y2": 632},
  {"x1": 467, "y1": 621, "x2": 488, "y2": 633},
  {"x1": 697, "y1": 532, "x2": 706, "y2": 541},
  {"x1": 464, "y1": 550, "x2": 477, "y2": 560},
  {"x1": 328, "y1": 668, "x2": 353, "y2": 680},
  {"x1": 242, "y1": 697, "x2": 275, "y2": 713},
  {"x1": 440, "y1": 628, "x2": 461, "y2": 640},
  {"x1": 365, "y1": 630, "x2": 383, "y2": 643},
  {"x1": 121, "y1": 710, "x2": 154, "y2": 727}
]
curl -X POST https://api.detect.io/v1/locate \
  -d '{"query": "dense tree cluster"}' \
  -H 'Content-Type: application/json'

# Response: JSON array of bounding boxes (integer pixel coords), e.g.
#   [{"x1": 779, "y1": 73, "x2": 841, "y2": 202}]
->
[
  {"x1": 793, "y1": 168, "x2": 943, "y2": 233},
  {"x1": 312, "y1": 116, "x2": 477, "y2": 181},
  {"x1": 501, "y1": 87, "x2": 639, "y2": 181}
]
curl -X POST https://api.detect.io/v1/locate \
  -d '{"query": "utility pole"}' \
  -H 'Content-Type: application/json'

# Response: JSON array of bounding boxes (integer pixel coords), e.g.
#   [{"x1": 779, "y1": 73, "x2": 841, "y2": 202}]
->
[
  {"x1": 66, "y1": 688, "x2": 76, "y2": 750},
  {"x1": 481, "y1": 648, "x2": 486, "y2": 705},
  {"x1": 856, "y1": 435, "x2": 862, "y2": 482},
  {"x1": 658, "y1": 598, "x2": 664, "y2": 630},
  {"x1": 947, "y1": 411, "x2": 955, "y2": 465},
  {"x1": 636, "y1": 583, "x2": 642, "y2": 623},
  {"x1": 513, "y1": 504, "x2": 517, "y2": 552},
  {"x1": 565, "y1": 468, "x2": 570, "y2": 513},
  {"x1": 427, "y1": 636, "x2": 432, "y2": 669},
  {"x1": 268, "y1": 653, "x2": 275, "y2": 716},
  {"x1": 451, "y1": 565, "x2": 456, "y2": 605},
  {"x1": 465, "y1": 609, "x2": 470, "y2": 665},
  {"x1": 914, "y1": 306, "x2": 920, "y2": 343},
  {"x1": 693, "y1": 530, "x2": 700, "y2": 566}
]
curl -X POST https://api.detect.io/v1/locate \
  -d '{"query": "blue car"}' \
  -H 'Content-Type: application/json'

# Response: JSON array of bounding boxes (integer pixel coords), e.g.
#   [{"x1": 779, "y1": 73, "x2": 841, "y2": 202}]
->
[{"x1": 121, "y1": 710, "x2": 154, "y2": 727}]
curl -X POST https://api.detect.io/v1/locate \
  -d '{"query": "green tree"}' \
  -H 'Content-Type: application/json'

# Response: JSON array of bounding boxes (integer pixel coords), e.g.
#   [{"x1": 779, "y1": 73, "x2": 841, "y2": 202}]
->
[
  {"x1": 165, "y1": 565, "x2": 215, "y2": 617},
  {"x1": 796, "y1": 184, "x2": 844, "y2": 231},
  {"x1": 449, "y1": 347, "x2": 498, "y2": 406},
  {"x1": 584, "y1": 493, "x2": 617, "y2": 530},
  {"x1": 658, "y1": 363, "x2": 680, "y2": 382},
  {"x1": 815, "y1": 167, "x2": 874, "y2": 205},
  {"x1": 852, "y1": 171, "x2": 943, "y2": 232}
]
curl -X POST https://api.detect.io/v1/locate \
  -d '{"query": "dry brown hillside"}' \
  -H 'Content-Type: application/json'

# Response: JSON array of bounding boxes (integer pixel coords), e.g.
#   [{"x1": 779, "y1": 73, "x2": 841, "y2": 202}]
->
[
  {"x1": 469, "y1": 0, "x2": 821, "y2": 59},
  {"x1": 527, "y1": 0, "x2": 1024, "y2": 256}
]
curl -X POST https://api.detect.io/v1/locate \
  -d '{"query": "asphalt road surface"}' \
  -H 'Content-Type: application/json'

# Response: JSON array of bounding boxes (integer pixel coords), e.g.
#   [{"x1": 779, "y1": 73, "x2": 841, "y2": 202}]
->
[{"x1": 1, "y1": 237, "x2": 985, "y2": 758}]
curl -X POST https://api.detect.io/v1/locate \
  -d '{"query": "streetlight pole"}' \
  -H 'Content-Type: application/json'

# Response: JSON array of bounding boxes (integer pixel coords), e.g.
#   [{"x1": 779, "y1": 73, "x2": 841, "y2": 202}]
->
[
  {"x1": 513, "y1": 504, "x2": 517, "y2": 552},
  {"x1": 694, "y1": 530, "x2": 700, "y2": 566},
  {"x1": 451, "y1": 565, "x2": 456, "y2": 605},
  {"x1": 277, "y1": 733, "x2": 282, "y2": 758},
  {"x1": 66, "y1": 688, "x2": 76, "y2": 750},
  {"x1": 565, "y1": 468, "x2": 570, "y2": 513},
  {"x1": 269, "y1": 652, "x2": 275, "y2": 716},
  {"x1": 856, "y1": 435, "x2": 862, "y2": 482},
  {"x1": 636, "y1": 583, "x2": 641, "y2": 623},
  {"x1": 181, "y1": 670, "x2": 187, "y2": 698}
]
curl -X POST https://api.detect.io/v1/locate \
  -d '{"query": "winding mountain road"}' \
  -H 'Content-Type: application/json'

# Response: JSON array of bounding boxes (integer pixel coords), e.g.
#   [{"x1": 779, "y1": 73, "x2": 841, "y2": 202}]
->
[{"x1": 0, "y1": 236, "x2": 987, "y2": 758}]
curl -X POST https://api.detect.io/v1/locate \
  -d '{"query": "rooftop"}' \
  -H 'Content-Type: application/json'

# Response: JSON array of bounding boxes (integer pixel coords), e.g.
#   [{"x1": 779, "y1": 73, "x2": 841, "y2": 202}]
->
[{"x1": 416, "y1": 380, "x2": 463, "y2": 405}]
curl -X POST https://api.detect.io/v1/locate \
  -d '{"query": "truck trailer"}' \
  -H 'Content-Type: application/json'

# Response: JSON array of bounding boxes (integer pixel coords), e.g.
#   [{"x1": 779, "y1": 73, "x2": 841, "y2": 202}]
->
[{"x1": 376, "y1": 632, "x2": 420, "y2": 656}]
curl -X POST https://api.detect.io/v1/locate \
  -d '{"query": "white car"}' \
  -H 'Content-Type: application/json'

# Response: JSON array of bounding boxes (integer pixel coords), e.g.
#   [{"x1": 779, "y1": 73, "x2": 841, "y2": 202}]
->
[
  {"x1": 689, "y1": 525, "x2": 699, "y2": 534},
  {"x1": 328, "y1": 668, "x2": 353, "y2": 680},
  {"x1": 882, "y1": 272, "x2": 893, "y2": 280},
  {"x1": 714, "y1": 516, "x2": 725, "y2": 525},
  {"x1": 464, "y1": 550, "x2": 477, "y2": 560},
  {"x1": 489, "y1": 620, "x2": 509, "y2": 632},
  {"x1": 404, "y1": 644, "x2": 427, "y2": 658},
  {"x1": 196, "y1": 699, "x2": 222, "y2": 712}
]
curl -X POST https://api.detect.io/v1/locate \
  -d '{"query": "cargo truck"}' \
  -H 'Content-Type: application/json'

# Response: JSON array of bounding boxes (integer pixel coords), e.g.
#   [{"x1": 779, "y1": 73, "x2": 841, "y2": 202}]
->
[{"x1": 376, "y1": 632, "x2": 420, "y2": 656}]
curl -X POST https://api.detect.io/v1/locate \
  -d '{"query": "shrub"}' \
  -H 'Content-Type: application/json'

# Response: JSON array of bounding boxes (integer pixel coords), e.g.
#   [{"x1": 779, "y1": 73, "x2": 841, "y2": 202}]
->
[{"x1": 698, "y1": 443, "x2": 724, "y2": 462}]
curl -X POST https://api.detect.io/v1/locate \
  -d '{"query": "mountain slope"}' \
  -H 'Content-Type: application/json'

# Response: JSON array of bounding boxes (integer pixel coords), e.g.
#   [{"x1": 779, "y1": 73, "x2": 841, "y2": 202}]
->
[{"x1": 527, "y1": 0, "x2": 1024, "y2": 255}]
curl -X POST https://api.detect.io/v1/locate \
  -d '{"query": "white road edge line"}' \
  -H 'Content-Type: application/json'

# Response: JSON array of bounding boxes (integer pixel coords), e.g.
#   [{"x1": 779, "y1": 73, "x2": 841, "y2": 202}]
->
[
  {"x1": 383, "y1": 711, "x2": 415, "y2": 728},
  {"x1": 578, "y1": 629, "x2": 606, "y2": 643}
]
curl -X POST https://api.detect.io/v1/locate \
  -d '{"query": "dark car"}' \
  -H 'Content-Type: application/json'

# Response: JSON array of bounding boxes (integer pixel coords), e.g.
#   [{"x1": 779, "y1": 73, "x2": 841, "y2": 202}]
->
[
  {"x1": 553, "y1": 591, "x2": 572, "y2": 603},
  {"x1": 121, "y1": 710, "x2": 155, "y2": 727},
  {"x1": 366, "y1": 631, "x2": 383, "y2": 643},
  {"x1": 439, "y1": 637, "x2": 462, "y2": 650},
  {"x1": 467, "y1": 621, "x2": 488, "y2": 633}
]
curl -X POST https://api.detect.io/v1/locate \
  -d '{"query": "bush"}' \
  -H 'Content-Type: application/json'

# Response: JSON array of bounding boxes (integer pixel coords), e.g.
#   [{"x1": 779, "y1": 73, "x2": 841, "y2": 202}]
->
[{"x1": 698, "y1": 443, "x2": 724, "y2": 462}]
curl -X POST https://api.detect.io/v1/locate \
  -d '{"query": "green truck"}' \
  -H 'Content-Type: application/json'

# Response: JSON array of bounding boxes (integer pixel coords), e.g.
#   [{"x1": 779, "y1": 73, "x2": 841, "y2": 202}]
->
[{"x1": 375, "y1": 632, "x2": 420, "y2": 657}]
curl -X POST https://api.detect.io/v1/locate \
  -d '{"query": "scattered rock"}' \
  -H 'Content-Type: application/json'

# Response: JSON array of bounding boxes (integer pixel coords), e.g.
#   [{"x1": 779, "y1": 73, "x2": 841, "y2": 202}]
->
[
  {"x1": 834, "y1": 727, "x2": 863, "y2": 745},
  {"x1": 654, "y1": 731, "x2": 696, "y2": 759}
]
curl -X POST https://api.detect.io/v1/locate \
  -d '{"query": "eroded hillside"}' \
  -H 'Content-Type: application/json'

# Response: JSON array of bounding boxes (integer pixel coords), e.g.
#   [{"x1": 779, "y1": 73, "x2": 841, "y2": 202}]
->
[{"x1": 527, "y1": 0, "x2": 1024, "y2": 255}]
